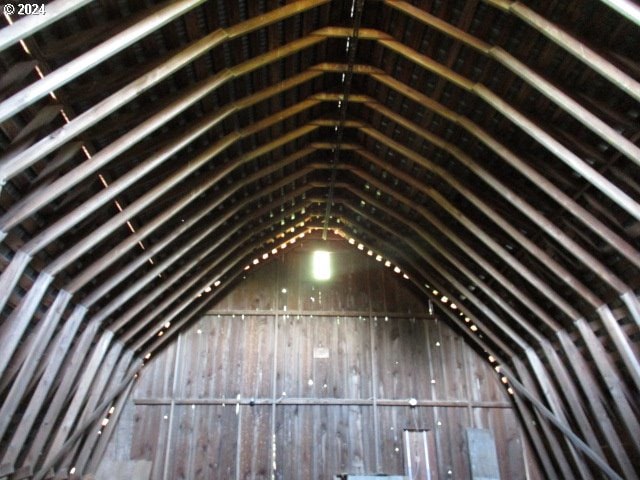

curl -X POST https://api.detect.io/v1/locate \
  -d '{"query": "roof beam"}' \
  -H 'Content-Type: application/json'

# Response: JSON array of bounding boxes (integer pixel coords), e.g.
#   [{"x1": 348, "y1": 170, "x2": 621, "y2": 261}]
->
[
  {"x1": 386, "y1": 0, "x2": 640, "y2": 165},
  {"x1": 483, "y1": 0, "x2": 640, "y2": 101},
  {"x1": 0, "y1": 0, "x2": 94, "y2": 51},
  {"x1": 0, "y1": 0, "x2": 329, "y2": 182}
]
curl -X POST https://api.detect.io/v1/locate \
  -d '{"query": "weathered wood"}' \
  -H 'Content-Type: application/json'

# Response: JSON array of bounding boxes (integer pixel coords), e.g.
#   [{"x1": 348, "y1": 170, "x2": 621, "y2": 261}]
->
[
  {"x1": 524, "y1": 350, "x2": 592, "y2": 478},
  {"x1": 120, "y1": 200, "x2": 319, "y2": 335},
  {"x1": 512, "y1": 360, "x2": 583, "y2": 479},
  {"x1": 510, "y1": 357, "x2": 625, "y2": 480},
  {"x1": 358, "y1": 103, "x2": 631, "y2": 295},
  {"x1": 473, "y1": 83, "x2": 640, "y2": 221},
  {"x1": 0, "y1": 0, "x2": 205, "y2": 124},
  {"x1": 495, "y1": 0, "x2": 640, "y2": 102},
  {"x1": 0, "y1": 0, "x2": 94, "y2": 51},
  {"x1": 338, "y1": 213, "x2": 524, "y2": 356},
  {"x1": 596, "y1": 305, "x2": 640, "y2": 392},
  {"x1": 386, "y1": 1, "x2": 640, "y2": 167},
  {"x1": 538, "y1": 343, "x2": 606, "y2": 460},
  {"x1": 40, "y1": 123, "x2": 317, "y2": 274},
  {"x1": 42, "y1": 336, "x2": 120, "y2": 468},
  {"x1": 134, "y1": 397, "x2": 511, "y2": 408},
  {"x1": 84, "y1": 379, "x2": 136, "y2": 474},
  {"x1": 0, "y1": 0, "x2": 329, "y2": 182},
  {"x1": 0, "y1": 250, "x2": 32, "y2": 313},
  {"x1": 434, "y1": 306, "x2": 555, "y2": 480},
  {"x1": 599, "y1": 0, "x2": 640, "y2": 25},
  {"x1": 366, "y1": 71, "x2": 640, "y2": 269},
  {"x1": 0, "y1": 60, "x2": 38, "y2": 93},
  {"x1": 91, "y1": 177, "x2": 317, "y2": 333},
  {"x1": 0, "y1": 307, "x2": 90, "y2": 473},
  {"x1": 122, "y1": 309, "x2": 523, "y2": 477},
  {"x1": 404, "y1": 430, "x2": 438, "y2": 480},
  {"x1": 556, "y1": 330, "x2": 639, "y2": 478},
  {"x1": 32, "y1": 364, "x2": 141, "y2": 480},
  {"x1": 0, "y1": 290, "x2": 71, "y2": 440},
  {"x1": 19, "y1": 322, "x2": 102, "y2": 474},
  {"x1": 574, "y1": 319, "x2": 640, "y2": 443},
  {"x1": 509, "y1": 393, "x2": 559, "y2": 480},
  {"x1": 74, "y1": 154, "x2": 316, "y2": 301},
  {"x1": 340, "y1": 179, "x2": 559, "y2": 335},
  {"x1": 620, "y1": 291, "x2": 640, "y2": 327},
  {"x1": 0, "y1": 271, "x2": 54, "y2": 380},
  {"x1": 0, "y1": 59, "x2": 321, "y2": 233},
  {"x1": 70, "y1": 351, "x2": 134, "y2": 475}
]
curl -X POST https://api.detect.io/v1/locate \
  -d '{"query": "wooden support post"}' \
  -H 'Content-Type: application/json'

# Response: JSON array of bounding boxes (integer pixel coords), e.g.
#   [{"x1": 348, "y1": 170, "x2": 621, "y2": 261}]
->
[
  {"x1": 596, "y1": 305, "x2": 640, "y2": 392},
  {"x1": 538, "y1": 343, "x2": 606, "y2": 460},
  {"x1": 19, "y1": 329, "x2": 110, "y2": 476},
  {"x1": 556, "y1": 330, "x2": 639, "y2": 477},
  {"x1": 524, "y1": 350, "x2": 593, "y2": 478},
  {"x1": 574, "y1": 319, "x2": 640, "y2": 442},
  {"x1": 512, "y1": 360, "x2": 582, "y2": 479},
  {"x1": 31, "y1": 363, "x2": 141, "y2": 480},
  {"x1": 0, "y1": 290, "x2": 72, "y2": 440},
  {"x1": 84, "y1": 379, "x2": 136, "y2": 474},
  {"x1": 0, "y1": 307, "x2": 90, "y2": 475},
  {"x1": 620, "y1": 291, "x2": 640, "y2": 327},
  {"x1": 0, "y1": 250, "x2": 32, "y2": 315},
  {"x1": 0, "y1": 271, "x2": 54, "y2": 380},
  {"x1": 42, "y1": 335, "x2": 119, "y2": 468},
  {"x1": 68, "y1": 351, "x2": 134, "y2": 475}
]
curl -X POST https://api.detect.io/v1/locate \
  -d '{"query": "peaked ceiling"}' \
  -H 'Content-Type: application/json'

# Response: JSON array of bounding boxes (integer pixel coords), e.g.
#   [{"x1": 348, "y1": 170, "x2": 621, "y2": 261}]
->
[{"x1": 0, "y1": 0, "x2": 639, "y2": 478}]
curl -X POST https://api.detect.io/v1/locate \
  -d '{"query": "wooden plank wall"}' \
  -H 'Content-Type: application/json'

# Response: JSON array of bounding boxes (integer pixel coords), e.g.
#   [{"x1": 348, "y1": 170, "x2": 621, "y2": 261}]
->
[{"x1": 99, "y1": 241, "x2": 537, "y2": 479}]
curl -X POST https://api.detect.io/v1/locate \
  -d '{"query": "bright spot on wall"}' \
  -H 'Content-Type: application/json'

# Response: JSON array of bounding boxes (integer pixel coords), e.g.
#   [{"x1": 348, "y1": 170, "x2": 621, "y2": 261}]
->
[{"x1": 312, "y1": 250, "x2": 331, "y2": 281}]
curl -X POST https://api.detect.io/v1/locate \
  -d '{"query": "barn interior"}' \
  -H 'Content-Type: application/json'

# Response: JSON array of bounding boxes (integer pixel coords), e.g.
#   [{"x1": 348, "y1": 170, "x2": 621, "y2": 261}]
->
[{"x1": 0, "y1": 0, "x2": 639, "y2": 478}]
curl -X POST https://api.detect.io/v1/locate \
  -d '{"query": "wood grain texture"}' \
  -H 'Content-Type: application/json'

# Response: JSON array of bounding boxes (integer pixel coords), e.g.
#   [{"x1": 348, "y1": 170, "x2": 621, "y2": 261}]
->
[{"x1": 98, "y1": 243, "x2": 533, "y2": 479}]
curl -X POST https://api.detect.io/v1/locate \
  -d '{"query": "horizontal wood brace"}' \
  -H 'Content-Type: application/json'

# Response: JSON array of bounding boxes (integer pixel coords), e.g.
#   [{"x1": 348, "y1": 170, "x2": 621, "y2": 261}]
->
[
  {"x1": 133, "y1": 398, "x2": 512, "y2": 409},
  {"x1": 203, "y1": 310, "x2": 430, "y2": 318}
]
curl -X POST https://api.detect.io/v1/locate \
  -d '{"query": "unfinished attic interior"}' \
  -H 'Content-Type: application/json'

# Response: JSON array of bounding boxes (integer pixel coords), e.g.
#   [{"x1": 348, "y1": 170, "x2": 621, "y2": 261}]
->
[{"x1": 0, "y1": 0, "x2": 639, "y2": 478}]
